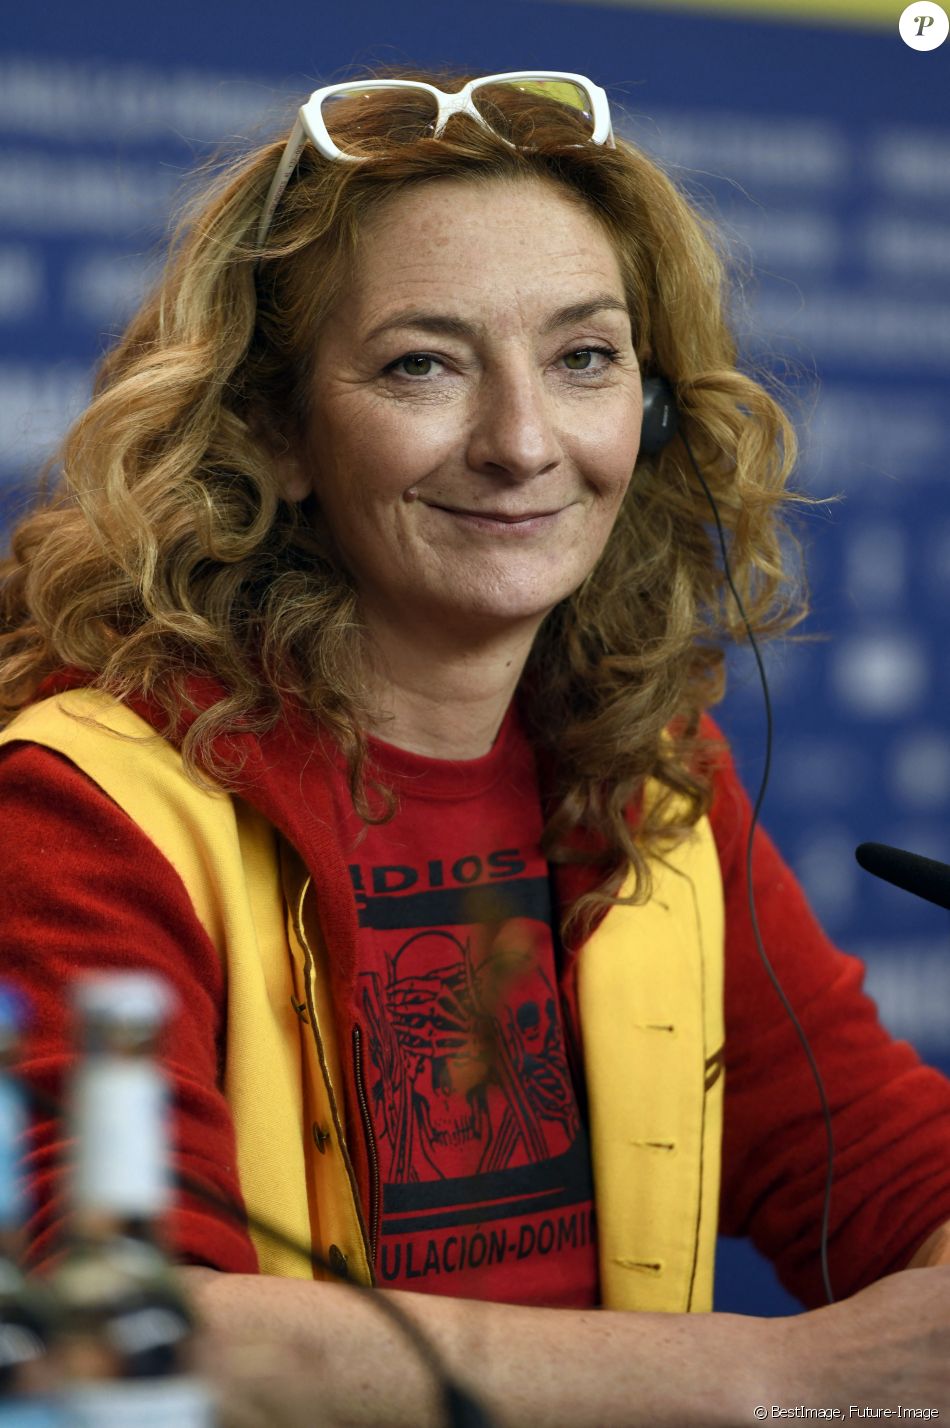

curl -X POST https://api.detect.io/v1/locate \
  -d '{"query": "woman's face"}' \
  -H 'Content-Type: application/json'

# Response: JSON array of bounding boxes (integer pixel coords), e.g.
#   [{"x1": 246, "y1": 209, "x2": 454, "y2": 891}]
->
[{"x1": 296, "y1": 176, "x2": 643, "y2": 643}]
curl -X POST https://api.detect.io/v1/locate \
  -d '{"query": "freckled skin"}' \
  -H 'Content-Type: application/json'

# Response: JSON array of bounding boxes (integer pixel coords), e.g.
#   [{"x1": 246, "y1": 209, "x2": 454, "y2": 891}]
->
[{"x1": 289, "y1": 176, "x2": 643, "y2": 650}]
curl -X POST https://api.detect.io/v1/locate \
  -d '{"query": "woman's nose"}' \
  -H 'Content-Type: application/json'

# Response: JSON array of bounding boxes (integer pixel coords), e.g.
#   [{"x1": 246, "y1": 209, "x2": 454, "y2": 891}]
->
[{"x1": 464, "y1": 366, "x2": 563, "y2": 482}]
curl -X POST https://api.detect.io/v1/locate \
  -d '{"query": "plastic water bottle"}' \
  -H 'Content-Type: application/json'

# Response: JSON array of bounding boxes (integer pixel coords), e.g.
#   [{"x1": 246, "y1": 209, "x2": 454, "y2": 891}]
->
[{"x1": 51, "y1": 973, "x2": 216, "y2": 1427}]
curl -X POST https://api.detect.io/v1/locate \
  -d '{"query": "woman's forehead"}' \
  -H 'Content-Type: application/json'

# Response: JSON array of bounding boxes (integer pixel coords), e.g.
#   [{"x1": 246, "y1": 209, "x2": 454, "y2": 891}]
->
[
  {"x1": 358, "y1": 172, "x2": 613, "y2": 253},
  {"x1": 338, "y1": 176, "x2": 628, "y2": 323}
]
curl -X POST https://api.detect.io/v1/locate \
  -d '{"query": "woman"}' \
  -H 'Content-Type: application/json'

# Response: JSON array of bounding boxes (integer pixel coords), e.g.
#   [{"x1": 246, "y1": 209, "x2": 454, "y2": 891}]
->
[{"x1": 1, "y1": 66, "x2": 949, "y2": 1424}]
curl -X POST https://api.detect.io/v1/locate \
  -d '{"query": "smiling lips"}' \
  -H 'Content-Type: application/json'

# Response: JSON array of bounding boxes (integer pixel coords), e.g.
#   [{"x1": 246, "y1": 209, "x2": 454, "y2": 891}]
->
[{"x1": 429, "y1": 503, "x2": 563, "y2": 525}]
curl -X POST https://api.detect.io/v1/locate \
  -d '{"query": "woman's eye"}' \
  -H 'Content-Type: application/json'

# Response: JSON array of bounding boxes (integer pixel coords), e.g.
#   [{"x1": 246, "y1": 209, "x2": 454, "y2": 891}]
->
[
  {"x1": 391, "y1": 353, "x2": 440, "y2": 378},
  {"x1": 562, "y1": 346, "x2": 620, "y2": 372}
]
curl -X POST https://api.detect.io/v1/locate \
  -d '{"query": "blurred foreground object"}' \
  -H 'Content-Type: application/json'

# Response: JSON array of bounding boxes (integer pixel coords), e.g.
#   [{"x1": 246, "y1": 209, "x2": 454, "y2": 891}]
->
[
  {"x1": 0, "y1": 984, "x2": 64, "y2": 1423},
  {"x1": 50, "y1": 973, "x2": 216, "y2": 1426}
]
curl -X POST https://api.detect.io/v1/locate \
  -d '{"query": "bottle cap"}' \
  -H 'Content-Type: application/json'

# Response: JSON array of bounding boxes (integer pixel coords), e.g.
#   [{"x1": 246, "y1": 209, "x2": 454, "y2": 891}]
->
[{"x1": 73, "y1": 973, "x2": 175, "y2": 1029}]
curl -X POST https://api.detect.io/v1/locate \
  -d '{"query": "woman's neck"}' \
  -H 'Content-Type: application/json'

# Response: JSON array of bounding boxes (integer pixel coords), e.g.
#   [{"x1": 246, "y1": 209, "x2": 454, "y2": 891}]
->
[{"x1": 361, "y1": 614, "x2": 539, "y2": 760}]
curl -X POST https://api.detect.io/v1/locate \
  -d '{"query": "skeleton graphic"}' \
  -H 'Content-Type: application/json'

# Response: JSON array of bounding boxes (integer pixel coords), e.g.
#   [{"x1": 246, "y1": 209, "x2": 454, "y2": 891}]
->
[{"x1": 360, "y1": 918, "x2": 577, "y2": 1183}]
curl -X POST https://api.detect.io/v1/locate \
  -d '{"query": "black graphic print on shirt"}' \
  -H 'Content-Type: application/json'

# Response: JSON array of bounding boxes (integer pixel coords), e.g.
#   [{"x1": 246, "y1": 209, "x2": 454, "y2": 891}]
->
[
  {"x1": 351, "y1": 862, "x2": 597, "y2": 1305},
  {"x1": 359, "y1": 917, "x2": 578, "y2": 1183}
]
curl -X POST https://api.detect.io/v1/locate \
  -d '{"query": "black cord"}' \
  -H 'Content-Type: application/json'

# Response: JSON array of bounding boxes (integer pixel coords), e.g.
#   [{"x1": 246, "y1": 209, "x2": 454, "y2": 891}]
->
[
  {"x1": 678, "y1": 424, "x2": 837, "y2": 1308},
  {"x1": 18, "y1": 1077, "x2": 494, "y2": 1428}
]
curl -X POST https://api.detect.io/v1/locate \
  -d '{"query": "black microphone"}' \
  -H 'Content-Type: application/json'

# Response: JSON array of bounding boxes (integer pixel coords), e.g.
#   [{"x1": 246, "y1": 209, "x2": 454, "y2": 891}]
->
[{"x1": 855, "y1": 842, "x2": 950, "y2": 912}]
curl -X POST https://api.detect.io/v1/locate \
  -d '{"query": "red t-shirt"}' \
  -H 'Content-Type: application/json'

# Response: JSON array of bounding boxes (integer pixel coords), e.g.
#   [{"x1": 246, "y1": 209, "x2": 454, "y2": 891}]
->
[{"x1": 324, "y1": 704, "x2": 597, "y2": 1306}]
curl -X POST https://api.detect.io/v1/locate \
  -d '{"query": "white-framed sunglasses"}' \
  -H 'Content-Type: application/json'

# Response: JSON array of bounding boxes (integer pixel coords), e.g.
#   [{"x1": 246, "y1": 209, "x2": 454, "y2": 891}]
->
[{"x1": 256, "y1": 70, "x2": 615, "y2": 247}]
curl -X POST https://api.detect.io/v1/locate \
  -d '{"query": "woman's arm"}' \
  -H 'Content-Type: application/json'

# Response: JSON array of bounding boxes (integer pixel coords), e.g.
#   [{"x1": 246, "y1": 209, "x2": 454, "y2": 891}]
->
[
  {"x1": 0, "y1": 741, "x2": 258, "y2": 1273},
  {"x1": 181, "y1": 1265, "x2": 950, "y2": 1428},
  {"x1": 707, "y1": 722, "x2": 950, "y2": 1303},
  {"x1": 184, "y1": 1266, "x2": 769, "y2": 1427}
]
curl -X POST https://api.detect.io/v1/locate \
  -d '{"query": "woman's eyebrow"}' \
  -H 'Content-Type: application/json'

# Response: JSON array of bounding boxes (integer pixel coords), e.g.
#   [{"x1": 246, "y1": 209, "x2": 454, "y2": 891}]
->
[{"x1": 363, "y1": 295, "x2": 631, "y2": 343}]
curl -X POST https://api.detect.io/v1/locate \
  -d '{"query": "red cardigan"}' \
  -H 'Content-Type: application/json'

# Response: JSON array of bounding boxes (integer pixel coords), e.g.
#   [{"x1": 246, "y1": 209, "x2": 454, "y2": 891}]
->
[{"x1": 2, "y1": 686, "x2": 950, "y2": 1308}]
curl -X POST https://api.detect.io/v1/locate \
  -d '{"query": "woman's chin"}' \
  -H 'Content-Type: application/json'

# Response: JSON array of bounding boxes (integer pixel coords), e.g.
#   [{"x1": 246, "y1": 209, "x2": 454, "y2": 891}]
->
[{"x1": 422, "y1": 590, "x2": 567, "y2": 641}]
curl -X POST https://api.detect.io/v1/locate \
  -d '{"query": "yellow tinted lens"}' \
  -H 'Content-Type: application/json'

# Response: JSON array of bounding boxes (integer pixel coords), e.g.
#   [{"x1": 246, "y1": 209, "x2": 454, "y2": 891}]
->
[
  {"x1": 473, "y1": 79, "x2": 595, "y2": 137},
  {"x1": 320, "y1": 85, "x2": 440, "y2": 155}
]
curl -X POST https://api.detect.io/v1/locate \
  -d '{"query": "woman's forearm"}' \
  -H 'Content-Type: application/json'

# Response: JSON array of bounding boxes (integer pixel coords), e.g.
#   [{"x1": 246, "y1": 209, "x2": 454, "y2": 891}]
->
[
  {"x1": 182, "y1": 1264, "x2": 950, "y2": 1428},
  {"x1": 181, "y1": 1267, "x2": 768, "y2": 1428}
]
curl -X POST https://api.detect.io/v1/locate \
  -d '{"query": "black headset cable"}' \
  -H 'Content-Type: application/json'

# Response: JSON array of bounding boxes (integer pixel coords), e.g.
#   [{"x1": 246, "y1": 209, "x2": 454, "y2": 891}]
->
[{"x1": 678, "y1": 418, "x2": 837, "y2": 1307}]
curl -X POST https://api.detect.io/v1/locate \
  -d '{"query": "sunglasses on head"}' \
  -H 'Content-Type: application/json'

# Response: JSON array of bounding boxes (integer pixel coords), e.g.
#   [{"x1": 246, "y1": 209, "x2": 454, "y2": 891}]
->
[{"x1": 256, "y1": 71, "x2": 616, "y2": 246}]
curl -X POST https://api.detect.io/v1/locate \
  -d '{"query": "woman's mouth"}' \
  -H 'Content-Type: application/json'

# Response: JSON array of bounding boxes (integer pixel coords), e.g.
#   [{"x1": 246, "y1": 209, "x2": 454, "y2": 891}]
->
[{"x1": 426, "y1": 503, "x2": 565, "y2": 534}]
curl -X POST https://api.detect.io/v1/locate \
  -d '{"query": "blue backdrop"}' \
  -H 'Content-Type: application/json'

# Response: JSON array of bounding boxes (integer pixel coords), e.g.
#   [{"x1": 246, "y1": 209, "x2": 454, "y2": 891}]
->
[{"x1": 2, "y1": 0, "x2": 948, "y2": 1317}]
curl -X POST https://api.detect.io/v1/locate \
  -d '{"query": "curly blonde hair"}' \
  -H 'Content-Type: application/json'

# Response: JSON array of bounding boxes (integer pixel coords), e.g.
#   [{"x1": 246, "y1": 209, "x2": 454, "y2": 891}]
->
[{"x1": 0, "y1": 64, "x2": 806, "y2": 937}]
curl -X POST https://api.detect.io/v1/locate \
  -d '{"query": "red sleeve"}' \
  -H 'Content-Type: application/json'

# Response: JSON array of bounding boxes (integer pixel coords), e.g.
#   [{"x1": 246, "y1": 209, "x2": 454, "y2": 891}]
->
[
  {"x1": 709, "y1": 722, "x2": 950, "y2": 1305},
  {"x1": 0, "y1": 740, "x2": 259, "y2": 1274}
]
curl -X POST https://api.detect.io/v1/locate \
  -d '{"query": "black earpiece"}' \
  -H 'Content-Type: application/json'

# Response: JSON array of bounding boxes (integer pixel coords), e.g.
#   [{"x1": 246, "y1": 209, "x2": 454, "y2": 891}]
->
[{"x1": 639, "y1": 375, "x2": 679, "y2": 455}]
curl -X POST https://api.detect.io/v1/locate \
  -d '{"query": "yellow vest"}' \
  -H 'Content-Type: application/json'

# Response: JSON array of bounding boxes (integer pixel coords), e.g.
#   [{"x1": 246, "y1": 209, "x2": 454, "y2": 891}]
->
[{"x1": 1, "y1": 688, "x2": 725, "y2": 1311}]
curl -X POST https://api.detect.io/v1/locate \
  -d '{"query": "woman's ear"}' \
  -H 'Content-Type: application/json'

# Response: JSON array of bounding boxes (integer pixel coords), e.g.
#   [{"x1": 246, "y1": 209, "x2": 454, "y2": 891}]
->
[
  {"x1": 273, "y1": 447, "x2": 312, "y2": 504},
  {"x1": 250, "y1": 410, "x2": 312, "y2": 503}
]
